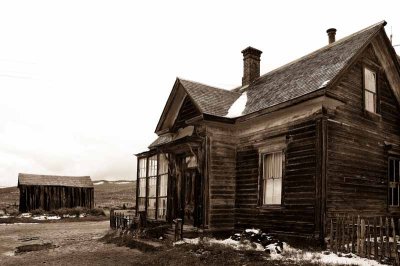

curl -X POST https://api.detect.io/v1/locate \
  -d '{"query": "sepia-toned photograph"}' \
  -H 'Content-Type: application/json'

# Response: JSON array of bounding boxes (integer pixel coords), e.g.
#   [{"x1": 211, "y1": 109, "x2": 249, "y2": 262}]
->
[{"x1": 1, "y1": 1, "x2": 400, "y2": 265}]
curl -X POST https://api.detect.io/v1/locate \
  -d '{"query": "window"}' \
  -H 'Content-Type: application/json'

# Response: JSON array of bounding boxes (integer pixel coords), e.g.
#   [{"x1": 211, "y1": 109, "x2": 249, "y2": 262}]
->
[
  {"x1": 262, "y1": 152, "x2": 283, "y2": 205},
  {"x1": 389, "y1": 158, "x2": 400, "y2": 207},
  {"x1": 137, "y1": 158, "x2": 147, "y2": 211},
  {"x1": 137, "y1": 153, "x2": 169, "y2": 220},
  {"x1": 147, "y1": 155, "x2": 157, "y2": 218},
  {"x1": 157, "y1": 154, "x2": 168, "y2": 220},
  {"x1": 364, "y1": 67, "x2": 377, "y2": 113}
]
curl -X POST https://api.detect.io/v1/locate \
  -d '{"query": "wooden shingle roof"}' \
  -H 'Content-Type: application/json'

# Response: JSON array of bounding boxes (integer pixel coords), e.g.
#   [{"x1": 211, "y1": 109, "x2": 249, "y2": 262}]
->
[
  {"x1": 179, "y1": 21, "x2": 387, "y2": 118},
  {"x1": 18, "y1": 173, "x2": 93, "y2": 188},
  {"x1": 179, "y1": 79, "x2": 240, "y2": 117}
]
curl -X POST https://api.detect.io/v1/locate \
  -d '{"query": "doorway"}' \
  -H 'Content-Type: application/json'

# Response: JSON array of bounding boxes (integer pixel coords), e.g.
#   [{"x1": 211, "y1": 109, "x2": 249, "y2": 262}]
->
[{"x1": 181, "y1": 155, "x2": 202, "y2": 227}]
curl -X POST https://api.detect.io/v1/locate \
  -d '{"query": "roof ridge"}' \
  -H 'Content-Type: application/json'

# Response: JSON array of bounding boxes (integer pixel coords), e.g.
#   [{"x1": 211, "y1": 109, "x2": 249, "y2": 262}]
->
[
  {"x1": 177, "y1": 77, "x2": 240, "y2": 95},
  {"x1": 253, "y1": 20, "x2": 386, "y2": 84}
]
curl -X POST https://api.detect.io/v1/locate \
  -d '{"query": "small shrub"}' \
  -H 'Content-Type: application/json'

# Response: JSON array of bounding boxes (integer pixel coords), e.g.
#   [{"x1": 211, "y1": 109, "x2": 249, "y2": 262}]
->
[
  {"x1": 31, "y1": 209, "x2": 45, "y2": 215},
  {"x1": 88, "y1": 208, "x2": 106, "y2": 216}
]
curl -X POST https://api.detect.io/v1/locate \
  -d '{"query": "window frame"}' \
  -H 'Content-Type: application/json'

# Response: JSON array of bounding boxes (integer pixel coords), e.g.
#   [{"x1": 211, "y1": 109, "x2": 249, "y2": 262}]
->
[
  {"x1": 136, "y1": 153, "x2": 169, "y2": 220},
  {"x1": 260, "y1": 150, "x2": 285, "y2": 207},
  {"x1": 363, "y1": 66, "x2": 380, "y2": 115}
]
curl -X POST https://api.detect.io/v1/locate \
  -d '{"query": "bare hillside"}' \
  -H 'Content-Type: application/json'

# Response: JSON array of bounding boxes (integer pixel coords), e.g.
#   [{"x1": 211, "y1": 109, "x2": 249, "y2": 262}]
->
[{"x1": 0, "y1": 180, "x2": 136, "y2": 211}]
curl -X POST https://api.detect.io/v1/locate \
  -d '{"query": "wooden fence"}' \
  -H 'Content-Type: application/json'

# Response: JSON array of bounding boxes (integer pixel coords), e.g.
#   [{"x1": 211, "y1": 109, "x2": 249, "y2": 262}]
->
[
  {"x1": 329, "y1": 216, "x2": 400, "y2": 264},
  {"x1": 110, "y1": 209, "x2": 137, "y2": 229}
]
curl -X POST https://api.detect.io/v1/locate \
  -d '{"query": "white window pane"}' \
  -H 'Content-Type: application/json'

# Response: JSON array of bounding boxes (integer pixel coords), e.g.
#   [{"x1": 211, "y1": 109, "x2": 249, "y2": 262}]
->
[
  {"x1": 265, "y1": 178, "x2": 274, "y2": 204},
  {"x1": 159, "y1": 174, "x2": 168, "y2": 197},
  {"x1": 263, "y1": 152, "x2": 283, "y2": 205},
  {"x1": 148, "y1": 177, "x2": 157, "y2": 197},
  {"x1": 365, "y1": 91, "x2": 375, "y2": 113},
  {"x1": 157, "y1": 198, "x2": 167, "y2": 220},
  {"x1": 365, "y1": 68, "x2": 376, "y2": 93},
  {"x1": 273, "y1": 178, "x2": 282, "y2": 204}
]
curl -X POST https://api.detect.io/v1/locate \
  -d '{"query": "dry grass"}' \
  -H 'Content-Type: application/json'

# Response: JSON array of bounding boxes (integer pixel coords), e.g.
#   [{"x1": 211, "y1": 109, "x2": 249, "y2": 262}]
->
[{"x1": 93, "y1": 180, "x2": 136, "y2": 209}]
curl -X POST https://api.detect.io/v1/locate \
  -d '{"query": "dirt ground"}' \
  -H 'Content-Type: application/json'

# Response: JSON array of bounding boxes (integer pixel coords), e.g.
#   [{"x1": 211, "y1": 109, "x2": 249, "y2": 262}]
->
[{"x1": 0, "y1": 221, "x2": 141, "y2": 266}]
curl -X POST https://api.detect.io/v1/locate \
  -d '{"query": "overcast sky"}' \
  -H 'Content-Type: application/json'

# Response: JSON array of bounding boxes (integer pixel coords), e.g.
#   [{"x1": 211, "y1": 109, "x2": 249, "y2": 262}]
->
[{"x1": 0, "y1": 1, "x2": 399, "y2": 187}]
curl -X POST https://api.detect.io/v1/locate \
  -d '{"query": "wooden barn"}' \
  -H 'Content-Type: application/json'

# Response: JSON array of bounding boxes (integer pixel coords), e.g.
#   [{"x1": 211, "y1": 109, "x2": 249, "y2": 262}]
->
[
  {"x1": 135, "y1": 21, "x2": 400, "y2": 242},
  {"x1": 18, "y1": 173, "x2": 94, "y2": 212}
]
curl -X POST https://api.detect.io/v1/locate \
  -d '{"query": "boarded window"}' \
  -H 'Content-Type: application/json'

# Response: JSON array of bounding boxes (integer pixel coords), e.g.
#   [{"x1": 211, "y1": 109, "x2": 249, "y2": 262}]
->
[
  {"x1": 364, "y1": 68, "x2": 377, "y2": 113},
  {"x1": 389, "y1": 158, "x2": 400, "y2": 207},
  {"x1": 263, "y1": 152, "x2": 283, "y2": 205}
]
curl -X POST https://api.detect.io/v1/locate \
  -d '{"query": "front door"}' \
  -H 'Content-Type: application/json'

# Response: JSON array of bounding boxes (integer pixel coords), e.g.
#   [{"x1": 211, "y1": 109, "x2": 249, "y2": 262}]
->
[{"x1": 181, "y1": 156, "x2": 202, "y2": 227}]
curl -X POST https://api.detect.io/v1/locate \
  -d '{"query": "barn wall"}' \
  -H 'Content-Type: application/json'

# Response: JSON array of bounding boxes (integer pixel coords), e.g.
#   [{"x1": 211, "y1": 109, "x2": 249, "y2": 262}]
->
[
  {"x1": 234, "y1": 117, "x2": 319, "y2": 237},
  {"x1": 326, "y1": 45, "x2": 400, "y2": 219},
  {"x1": 19, "y1": 185, "x2": 94, "y2": 212}
]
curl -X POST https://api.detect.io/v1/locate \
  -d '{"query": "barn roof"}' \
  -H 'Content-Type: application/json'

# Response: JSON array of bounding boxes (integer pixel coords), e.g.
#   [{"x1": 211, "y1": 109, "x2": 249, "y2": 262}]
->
[
  {"x1": 177, "y1": 21, "x2": 386, "y2": 118},
  {"x1": 18, "y1": 173, "x2": 93, "y2": 188}
]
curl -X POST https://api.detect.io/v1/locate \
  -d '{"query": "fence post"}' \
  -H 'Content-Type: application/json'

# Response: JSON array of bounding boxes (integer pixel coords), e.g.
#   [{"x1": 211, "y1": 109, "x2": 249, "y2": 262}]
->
[
  {"x1": 360, "y1": 218, "x2": 365, "y2": 257},
  {"x1": 386, "y1": 217, "x2": 390, "y2": 258},
  {"x1": 335, "y1": 215, "x2": 339, "y2": 254},
  {"x1": 374, "y1": 217, "x2": 378, "y2": 259},
  {"x1": 380, "y1": 217, "x2": 384, "y2": 261},
  {"x1": 367, "y1": 219, "x2": 371, "y2": 259},
  {"x1": 357, "y1": 216, "x2": 361, "y2": 255},
  {"x1": 341, "y1": 216, "x2": 345, "y2": 253},
  {"x1": 330, "y1": 218, "x2": 334, "y2": 251},
  {"x1": 351, "y1": 216, "x2": 355, "y2": 254},
  {"x1": 391, "y1": 218, "x2": 399, "y2": 264}
]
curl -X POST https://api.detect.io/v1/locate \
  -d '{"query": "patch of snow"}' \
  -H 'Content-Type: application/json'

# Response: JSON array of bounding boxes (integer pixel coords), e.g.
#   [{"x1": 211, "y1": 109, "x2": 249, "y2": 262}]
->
[
  {"x1": 173, "y1": 240, "x2": 185, "y2": 246},
  {"x1": 63, "y1": 214, "x2": 77, "y2": 218},
  {"x1": 319, "y1": 79, "x2": 330, "y2": 89},
  {"x1": 79, "y1": 213, "x2": 87, "y2": 218},
  {"x1": 3, "y1": 251, "x2": 15, "y2": 256},
  {"x1": 18, "y1": 213, "x2": 32, "y2": 218},
  {"x1": 0, "y1": 215, "x2": 11, "y2": 219},
  {"x1": 32, "y1": 215, "x2": 61, "y2": 220},
  {"x1": 225, "y1": 92, "x2": 247, "y2": 118},
  {"x1": 94, "y1": 181, "x2": 104, "y2": 185},
  {"x1": 244, "y1": 228, "x2": 260, "y2": 234},
  {"x1": 115, "y1": 181, "x2": 131, "y2": 184}
]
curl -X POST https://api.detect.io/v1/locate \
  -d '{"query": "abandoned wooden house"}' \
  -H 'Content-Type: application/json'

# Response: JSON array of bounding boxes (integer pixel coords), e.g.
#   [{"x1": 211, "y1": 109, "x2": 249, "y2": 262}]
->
[
  {"x1": 18, "y1": 173, "x2": 94, "y2": 212},
  {"x1": 135, "y1": 21, "x2": 400, "y2": 242}
]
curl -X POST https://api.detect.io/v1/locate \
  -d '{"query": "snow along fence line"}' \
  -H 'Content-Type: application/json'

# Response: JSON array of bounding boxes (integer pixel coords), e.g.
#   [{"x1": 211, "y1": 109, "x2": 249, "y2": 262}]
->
[{"x1": 329, "y1": 215, "x2": 400, "y2": 264}]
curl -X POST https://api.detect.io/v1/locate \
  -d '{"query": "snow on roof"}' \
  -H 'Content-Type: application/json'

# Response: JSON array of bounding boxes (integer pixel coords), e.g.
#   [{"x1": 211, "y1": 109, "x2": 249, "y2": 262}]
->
[{"x1": 225, "y1": 92, "x2": 247, "y2": 118}]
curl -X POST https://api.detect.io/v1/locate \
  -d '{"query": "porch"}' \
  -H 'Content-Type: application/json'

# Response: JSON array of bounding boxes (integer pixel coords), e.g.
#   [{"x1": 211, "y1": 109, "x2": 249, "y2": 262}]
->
[{"x1": 134, "y1": 134, "x2": 208, "y2": 231}]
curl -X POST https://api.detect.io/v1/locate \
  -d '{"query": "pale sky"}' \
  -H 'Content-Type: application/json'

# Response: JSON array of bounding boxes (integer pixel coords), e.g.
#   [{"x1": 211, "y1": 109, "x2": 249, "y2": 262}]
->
[{"x1": 1, "y1": 0, "x2": 399, "y2": 187}]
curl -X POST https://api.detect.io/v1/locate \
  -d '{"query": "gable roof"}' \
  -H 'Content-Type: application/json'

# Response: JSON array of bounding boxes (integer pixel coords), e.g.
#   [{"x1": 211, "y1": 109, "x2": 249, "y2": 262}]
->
[
  {"x1": 242, "y1": 21, "x2": 386, "y2": 115},
  {"x1": 18, "y1": 173, "x2": 93, "y2": 188},
  {"x1": 155, "y1": 21, "x2": 393, "y2": 136},
  {"x1": 179, "y1": 79, "x2": 241, "y2": 117}
]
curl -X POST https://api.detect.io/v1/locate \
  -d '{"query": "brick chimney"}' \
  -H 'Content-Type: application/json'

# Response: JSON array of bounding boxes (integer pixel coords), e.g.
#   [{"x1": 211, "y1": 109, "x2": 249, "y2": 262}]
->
[
  {"x1": 241, "y1": 46, "x2": 262, "y2": 86},
  {"x1": 327, "y1": 28, "x2": 337, "y2": 44}
]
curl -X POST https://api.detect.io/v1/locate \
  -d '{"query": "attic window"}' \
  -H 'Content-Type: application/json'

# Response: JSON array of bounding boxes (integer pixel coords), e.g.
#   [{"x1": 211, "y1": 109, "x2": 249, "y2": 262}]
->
[{"x1": 364, "y1": 67, "x2": 377, "y2": 113}]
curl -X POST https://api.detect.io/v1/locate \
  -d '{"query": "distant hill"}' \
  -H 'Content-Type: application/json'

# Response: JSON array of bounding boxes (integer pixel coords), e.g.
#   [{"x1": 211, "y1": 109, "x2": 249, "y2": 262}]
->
[
  {"x1": 0, "y1": 180, "x2": 136, "y2": 210},
  {"x1": 93, "y1": 180, "x2": 136, "y2": 209}
]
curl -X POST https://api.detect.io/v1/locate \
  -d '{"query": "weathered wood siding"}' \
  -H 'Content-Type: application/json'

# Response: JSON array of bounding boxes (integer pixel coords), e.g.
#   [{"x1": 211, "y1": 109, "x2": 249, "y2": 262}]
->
[
  {"x1": 207, "y1": 124, "x2": 237, "y2": 229},
  {"x1": 19, "y1": 185, "x2": 94, "y2": 212},
  {"x1": 172, "y1": 96, "x2": 200, "y2": 132},
  {"x1": 235, "y1": 118, "x2": 318, "y2": 236},
  {"x1": 326, "y1": 45, "x2": 400, "y2": 219}
]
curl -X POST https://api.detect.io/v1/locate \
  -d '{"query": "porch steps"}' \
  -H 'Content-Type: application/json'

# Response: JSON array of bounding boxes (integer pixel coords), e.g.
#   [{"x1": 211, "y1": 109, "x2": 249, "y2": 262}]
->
[{"x1": 164, "y1": 225, "x2": 202, "y2": 241}]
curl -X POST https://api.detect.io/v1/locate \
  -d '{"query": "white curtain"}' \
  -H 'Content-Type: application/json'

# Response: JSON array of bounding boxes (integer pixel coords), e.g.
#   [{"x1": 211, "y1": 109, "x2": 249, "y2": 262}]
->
[{"x1": 264, "y1": 152, "x2": 283, "y2": 205}]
